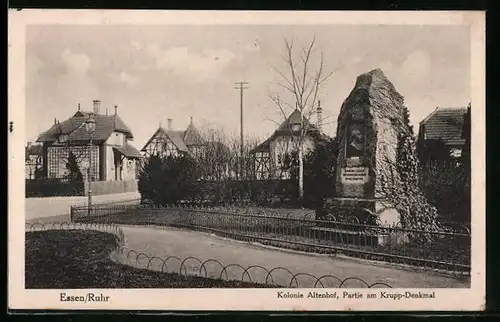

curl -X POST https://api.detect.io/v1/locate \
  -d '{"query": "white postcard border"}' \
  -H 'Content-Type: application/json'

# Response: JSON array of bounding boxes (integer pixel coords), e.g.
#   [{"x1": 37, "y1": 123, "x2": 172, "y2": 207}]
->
[{"x1": 8, "y1": 10, "x2": 486, "y2": 311}]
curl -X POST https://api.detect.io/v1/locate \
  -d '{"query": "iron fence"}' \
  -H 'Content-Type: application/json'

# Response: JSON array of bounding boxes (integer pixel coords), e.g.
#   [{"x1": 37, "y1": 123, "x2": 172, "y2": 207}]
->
[
  {"x1": 69, "y1": 197, "x2": 142, "y2": 209},
  {"x1": 116, "y1": 246, "x2": 392, "y2": 288},
  {"x1": 25, "y1": 221, "x2": 125, "y2": 245},
  {"x1": 70, "y1": 204, "x2": 471, "y2": 275},
  {"x1": 25, "y1": 221, "x2": 392, "y2": 288}
]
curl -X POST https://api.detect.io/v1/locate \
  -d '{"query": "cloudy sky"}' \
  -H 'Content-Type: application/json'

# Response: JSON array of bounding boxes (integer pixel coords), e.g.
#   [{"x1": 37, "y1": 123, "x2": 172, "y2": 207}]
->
[{"x1": 26, "y1": 24, "x2": 470, "y2": 147}]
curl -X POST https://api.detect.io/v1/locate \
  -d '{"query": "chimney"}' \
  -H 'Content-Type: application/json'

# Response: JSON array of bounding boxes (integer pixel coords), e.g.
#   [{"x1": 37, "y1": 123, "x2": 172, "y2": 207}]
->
[
  {"x1": 316, "y1": 100, "x2": 323, "y2": 132},
  {"x1": 54, "y1": 117, "x2": 57, "y2": 125},
  {"x1": 167, "y1": 118, "x2": 173, "y2": 131},
  {"x1": 93, "y1": 100, "x2": 101, "y2": 115},
  {"x1": 114, "y1": 105, "x2": 118, "y2": 128},
  {"x1": 190, "y1": 116, "x2": 193, "y2": 125},
  {"x1": 77, "y1": 103, "x2": 80, "y2": 111}
]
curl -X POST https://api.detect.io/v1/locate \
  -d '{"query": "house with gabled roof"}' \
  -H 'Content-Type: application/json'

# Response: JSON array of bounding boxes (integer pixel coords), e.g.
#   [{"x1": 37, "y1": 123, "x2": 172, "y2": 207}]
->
[
  {"x1": 36, "y1": 100, "x2": 143, "y2": 182},
  {"x1": 418, "y1": 106, "x2": 469, "y2": 159},
  {"x1": 140, "y1": 117, "x2": 205, "y2": 158},
  {"x1": 25, "y1": 142, "x2": 43, "y2": 180},
  {"x1": 251, "y1": 102, "x2": 329, "y2": 180}
]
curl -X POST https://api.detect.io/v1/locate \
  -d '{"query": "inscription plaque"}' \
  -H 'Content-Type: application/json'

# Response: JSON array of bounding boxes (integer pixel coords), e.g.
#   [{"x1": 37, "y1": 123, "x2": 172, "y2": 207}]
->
[{"x1": 340, "y1": 167, "x2": 369, "y2": 184}]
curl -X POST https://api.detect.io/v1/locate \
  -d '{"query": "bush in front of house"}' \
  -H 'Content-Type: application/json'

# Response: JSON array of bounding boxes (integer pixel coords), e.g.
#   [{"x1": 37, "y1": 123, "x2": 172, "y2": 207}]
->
[
  {"x1": 416, "y1": 105, "x2": 471, "y2": 225},
  {"x1": 137, "y1": 137, "x2": 339, "y2": 209},
  {"x1": 303, "y1": 137, "x2": 338, "y2": 209},
  {"x1": 25, "y1": 178, "x2": 85, "y2": 197},
  {"x1": 284, "y1": 137, "x2": 338, "y2": 209},
  {"x1": 65, "y1": 151, "x2": 84, "y2": 182},
  {"x1": 138, "y1": 154, "x2": 202, "y2": 205}
]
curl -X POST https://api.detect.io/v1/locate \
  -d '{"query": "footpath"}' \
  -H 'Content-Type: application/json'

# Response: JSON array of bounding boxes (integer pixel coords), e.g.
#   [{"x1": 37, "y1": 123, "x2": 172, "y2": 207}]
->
[
  {"x1": 25, "y1": 192, "x2": 140, "y2": 223},
  {"x1": 117, "y1": 225, "x2": 469, "y2": 288}
]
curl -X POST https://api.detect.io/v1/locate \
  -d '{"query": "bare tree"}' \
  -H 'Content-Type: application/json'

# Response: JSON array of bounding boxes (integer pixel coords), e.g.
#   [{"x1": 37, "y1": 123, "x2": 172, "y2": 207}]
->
[
  {"x1": 269, "y1": 36, "x2": 333, "y2": 198},
  {"x1": 196, "y1": 126, "x2": 260, "y2": 181},
  {"x1": 196, "y1": 127, "x2": 232, "y2": 181}
]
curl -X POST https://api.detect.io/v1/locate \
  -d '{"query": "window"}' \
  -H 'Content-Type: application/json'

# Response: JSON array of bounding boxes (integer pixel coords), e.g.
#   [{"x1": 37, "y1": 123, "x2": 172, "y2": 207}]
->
[
  {"x1": 58, "y1": 134, "x2": 69, "y2": 143},
  {"x1": 115, "y1": 133, "x2": 122, "y2": 146},
  {"x1": 277, "y1": 153, "x2": 283, "y2": 165},
  {"x1": 291, "y1": 123, "x2": 300, "y2": 132}
]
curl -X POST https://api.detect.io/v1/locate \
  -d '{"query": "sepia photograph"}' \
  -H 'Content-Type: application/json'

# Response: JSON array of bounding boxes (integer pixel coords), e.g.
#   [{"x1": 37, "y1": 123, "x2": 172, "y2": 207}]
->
[{"x1": 9, "y1": 10, "x2": 485, "y2": 311}]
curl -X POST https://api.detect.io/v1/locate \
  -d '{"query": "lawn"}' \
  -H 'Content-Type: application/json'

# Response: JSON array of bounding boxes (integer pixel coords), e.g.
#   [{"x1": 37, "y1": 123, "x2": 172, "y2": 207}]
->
[{"x1": 25, "y1": 229, "x2": 277, "y2": 288}]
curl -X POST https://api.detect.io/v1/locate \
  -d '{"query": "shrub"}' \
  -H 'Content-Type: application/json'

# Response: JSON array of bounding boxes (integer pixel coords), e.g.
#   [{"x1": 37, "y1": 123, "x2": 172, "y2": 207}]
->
[
  {"x1": 65, "y1": 151, "x2": 84, "y2": 182},
  {"x1": 302, "y1": 137, "x2": 338, "y2": 208},
  {"x1": 285, "y1": 137, "x2": 338, "y2": 208},
  {"x1": 138, "y1": 154, "x2": 201, "y2": 206},
  {"x1": 416, "y1": 104, "x2": 471, "y2": 224},
  {"x1": 378, "y1": 105, "x2": 441, "y2": 238},
  {"x1": 25, "y1": 178, "x2": 85, "y2": 197}
]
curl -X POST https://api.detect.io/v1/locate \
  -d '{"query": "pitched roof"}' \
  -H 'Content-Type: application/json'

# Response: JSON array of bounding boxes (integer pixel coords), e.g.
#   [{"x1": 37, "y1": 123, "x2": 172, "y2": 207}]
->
[
  {"x1": 274, "y1": 109, "x2": 318, "y2": 135},
  {"x1": 251, "y1": 137, "x2": 272, "y2": 153},
  {"x1": 140, "y1": 127, "x2": 190, "y2": 153},
  {"x1": 251, "y1": 109, "x2": 328, "y2": 153},
  {"x1": 420, "y1": 107, "x2": 467, "y2": 145},
  {"x1": 25, "y1": 144, "x2": 43, "y2": 161},
  {"x1": 26, "y1": 144, "x2": 42, "y2": 156},
  {"x1": 165, "y1": 129, "x2": 190, "y2": 152},
  {"x1": 36, "y1": 111, "x2": 134, "y2": 143},
  {"x1": 183, "y1": 120, "x2": 204, "y2": 146},
  {"x1": 113, "y1": 144, "x2": 144, "y2": 159},
  {"x1": 141, "y1": 118, "x2": 206, "y2": 154}
]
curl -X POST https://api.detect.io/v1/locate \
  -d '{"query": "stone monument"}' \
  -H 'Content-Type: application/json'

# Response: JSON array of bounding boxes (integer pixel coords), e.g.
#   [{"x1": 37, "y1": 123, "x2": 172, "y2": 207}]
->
[{"x1": 326, "y1": 68, "x2": 409, "y2": 227}]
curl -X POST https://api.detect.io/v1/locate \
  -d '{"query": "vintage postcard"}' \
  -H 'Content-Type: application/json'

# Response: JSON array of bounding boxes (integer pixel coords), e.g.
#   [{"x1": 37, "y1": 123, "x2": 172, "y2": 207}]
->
[{"x1": 8, "y1": 10, "x2": 485, "y2": 311}]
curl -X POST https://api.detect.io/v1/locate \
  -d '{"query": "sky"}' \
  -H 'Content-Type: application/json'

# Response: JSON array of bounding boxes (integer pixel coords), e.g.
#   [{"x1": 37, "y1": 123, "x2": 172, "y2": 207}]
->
[{"x1": 25, "y1": 24, "x2": 470, "y2": 148}]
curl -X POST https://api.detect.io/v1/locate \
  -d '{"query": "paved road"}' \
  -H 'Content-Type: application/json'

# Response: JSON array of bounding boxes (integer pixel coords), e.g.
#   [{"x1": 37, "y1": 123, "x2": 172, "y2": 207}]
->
[
  {"x1": 25, "y1": 192, "x2": 140, "y2": 223},
  {"x1": 117, "y1": 225, "x2": 469, "y2": 288}
]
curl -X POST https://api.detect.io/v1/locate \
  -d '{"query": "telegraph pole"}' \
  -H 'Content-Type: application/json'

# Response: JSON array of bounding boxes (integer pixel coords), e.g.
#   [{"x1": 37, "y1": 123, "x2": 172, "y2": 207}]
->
[{"x1": 234, "y1": 81, "x2": 249, "y2": 179}]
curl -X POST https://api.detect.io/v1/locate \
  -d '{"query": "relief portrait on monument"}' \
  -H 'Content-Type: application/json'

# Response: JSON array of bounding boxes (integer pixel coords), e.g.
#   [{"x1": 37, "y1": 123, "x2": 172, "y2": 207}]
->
[{"x1": 346, "y1": 124, "x2": 365, "y2": 158}]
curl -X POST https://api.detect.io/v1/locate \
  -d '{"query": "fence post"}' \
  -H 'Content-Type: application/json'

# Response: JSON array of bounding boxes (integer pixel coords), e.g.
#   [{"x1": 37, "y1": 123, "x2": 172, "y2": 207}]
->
[{"x1": 69, "y1": 205, "x2": 73, "y2": 222}]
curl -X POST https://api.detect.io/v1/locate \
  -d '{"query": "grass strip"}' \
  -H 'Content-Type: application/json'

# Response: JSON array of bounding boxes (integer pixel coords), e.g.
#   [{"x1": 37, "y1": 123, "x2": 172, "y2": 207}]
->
[{"x1": 25, "y1": 229, "x2": 277, "y2": 288}]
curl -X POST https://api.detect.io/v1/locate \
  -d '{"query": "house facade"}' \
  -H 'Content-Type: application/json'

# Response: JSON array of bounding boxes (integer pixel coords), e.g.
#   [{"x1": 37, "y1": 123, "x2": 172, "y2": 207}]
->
[
  {"x1": 251, "y1": 103, "x2": 328, "y2": 180},
  {"x1": 25, "y1": 143, "x2": 43, "y2": 180},
  {"x1": 418, "y1": 106, "x2": 469, "y2": 161},
  {"x1": 141, "y1": 117, "x2": 205, "y2": 158},
  {"x1": 36, "y1": 100, "x2": 143, "y2": 182}
]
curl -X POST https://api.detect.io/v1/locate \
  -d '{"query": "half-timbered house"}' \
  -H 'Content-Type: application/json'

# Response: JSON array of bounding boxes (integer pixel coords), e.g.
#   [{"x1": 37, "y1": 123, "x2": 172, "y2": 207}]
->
[
  {"x1": 140, "y1": 117, "x2": 205, "y2": 158},
  {"x1": 251, "y1": 103, "x2": 329, "y2": 180}
]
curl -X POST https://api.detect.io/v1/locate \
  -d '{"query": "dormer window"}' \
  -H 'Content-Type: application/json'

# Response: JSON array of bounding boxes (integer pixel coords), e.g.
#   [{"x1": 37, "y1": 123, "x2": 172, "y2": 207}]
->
[
  {"x1": 291, "y1": 123, "x2": 301, "y2": 132},
  {"x1": 58, "y1": 134, "x2": 69, "y2": 143}
]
